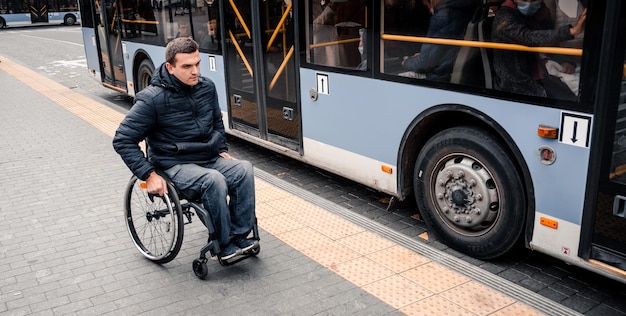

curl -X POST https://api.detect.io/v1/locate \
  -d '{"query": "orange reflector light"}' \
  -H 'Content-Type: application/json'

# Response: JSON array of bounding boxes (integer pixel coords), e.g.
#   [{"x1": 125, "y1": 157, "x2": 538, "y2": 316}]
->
[
  {"x1": 538, "y1": 125, "x2": 558, "y2": 139},
  {"x1": 140, "y1": 182, "x2": 147, "y2": 189},
  {"x1": 381, "y1": 165, "x2": 393, "y2": 174},
  {"x1": 540, "y1": 217, "x2": 558, "y2": 229}
]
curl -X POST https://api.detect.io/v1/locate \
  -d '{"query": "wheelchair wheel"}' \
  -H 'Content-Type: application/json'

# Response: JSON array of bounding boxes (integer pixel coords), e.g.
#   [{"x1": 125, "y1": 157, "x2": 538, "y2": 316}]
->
[
  {"x1": 192, "y1": 258, "x2": 208, "y2": 279},
  {"x1": 124, "y1": 176, "x2": 184, "y2": 263}
]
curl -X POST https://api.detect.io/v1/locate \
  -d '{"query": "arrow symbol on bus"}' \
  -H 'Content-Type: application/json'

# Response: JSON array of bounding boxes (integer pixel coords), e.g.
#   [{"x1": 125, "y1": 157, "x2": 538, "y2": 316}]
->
[{"x1": 571, "y1": 121, "x2": 578, "y2": 143}]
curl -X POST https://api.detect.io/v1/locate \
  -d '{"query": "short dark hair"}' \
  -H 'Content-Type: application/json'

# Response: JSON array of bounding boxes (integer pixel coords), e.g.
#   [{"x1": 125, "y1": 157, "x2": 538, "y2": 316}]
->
[{"x1": 165, "y1": 37, "x2": 199, "y2": 65}]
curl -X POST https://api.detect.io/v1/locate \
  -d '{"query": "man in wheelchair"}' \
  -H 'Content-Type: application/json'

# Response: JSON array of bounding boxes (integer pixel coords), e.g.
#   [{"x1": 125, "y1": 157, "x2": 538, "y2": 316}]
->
[{"x1": 113, "y1": 37, "x2": 257, "y2": 260}]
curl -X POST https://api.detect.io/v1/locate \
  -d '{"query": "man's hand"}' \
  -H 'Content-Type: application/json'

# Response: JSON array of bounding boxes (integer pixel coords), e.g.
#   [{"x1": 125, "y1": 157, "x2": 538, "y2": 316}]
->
[
  {"x1": 570, "y1": 9, "x2": 587, "y2": 36},
  {"x1": 560, "y1": 62, "x2": 576, "y2": 74},
  {"x1": 219, "y1": 152, "x2": 233, "y2": 160},
  {"x1": 146, "y1": 171, "x2": 168, "y2": 196}
]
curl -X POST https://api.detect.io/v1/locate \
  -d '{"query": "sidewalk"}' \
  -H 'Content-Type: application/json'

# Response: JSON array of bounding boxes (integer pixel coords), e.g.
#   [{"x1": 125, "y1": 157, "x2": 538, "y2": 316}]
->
[{"x1": 0, "y1": 55, "x2": 578, "y2": 315}]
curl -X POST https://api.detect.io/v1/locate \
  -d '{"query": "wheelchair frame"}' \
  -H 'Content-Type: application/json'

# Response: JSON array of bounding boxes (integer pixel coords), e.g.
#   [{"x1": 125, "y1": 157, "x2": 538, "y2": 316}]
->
[{"x1": 123, "y1": 171, "x2": 260, "y2": 279}]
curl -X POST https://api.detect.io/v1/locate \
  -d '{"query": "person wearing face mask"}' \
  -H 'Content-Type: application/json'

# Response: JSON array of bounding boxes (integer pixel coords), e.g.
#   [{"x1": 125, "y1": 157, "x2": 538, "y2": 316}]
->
[{"x1": 491, "y1": 0, "x2": 586, "y2": 99}]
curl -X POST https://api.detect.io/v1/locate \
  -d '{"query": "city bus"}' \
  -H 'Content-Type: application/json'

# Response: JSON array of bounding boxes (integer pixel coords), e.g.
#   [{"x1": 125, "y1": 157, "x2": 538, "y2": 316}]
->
[
  {"x1": 78, "y1": 0, "x2": 626, "y2": 283},
  {"x1": 0, "y1": 0, "x2": 80, "y2": 28}
]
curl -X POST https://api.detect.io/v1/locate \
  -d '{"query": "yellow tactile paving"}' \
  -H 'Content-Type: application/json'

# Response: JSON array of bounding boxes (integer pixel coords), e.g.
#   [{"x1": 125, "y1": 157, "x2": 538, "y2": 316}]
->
[
  {"x1": 401, "y1": 262, "x2": 471, "y2": 293},
  {"x1": 0, "y1": 54, "x2": 546, "y2": 315},
  {"x1": 338, "y1": 230, "x2": 398, "y2": 255},
  {"x1": 366, "y1": 244, "x2": 431, "y2": 273},
  {"x1": 361, "y1": 274, "x2": 433, "y2": 309},
  {"x1": 300, "y1": 241, "x2": 361, "y2": 269},
  {"x1": 400, "y1": 295, "x2": 476, "y2": 316},
  {"x1": 333, "y1": 256, "x2": 396, "y2": 287},
  {"x1": 440, "y1": 282, "x2": 516, "y2": 315}
]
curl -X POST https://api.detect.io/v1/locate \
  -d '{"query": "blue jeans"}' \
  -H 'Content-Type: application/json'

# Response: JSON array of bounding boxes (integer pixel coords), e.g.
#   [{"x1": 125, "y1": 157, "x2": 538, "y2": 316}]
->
[{"x1": 164, "y1": 158, "x2": 255, "y2": 247}]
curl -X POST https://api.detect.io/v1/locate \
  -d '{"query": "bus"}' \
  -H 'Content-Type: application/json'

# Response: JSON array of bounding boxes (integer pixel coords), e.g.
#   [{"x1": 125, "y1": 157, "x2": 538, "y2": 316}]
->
[
  {"x1": 78, "y1": 0, "x2": 626, "y2": 283},
  {"x1": 0, "y1": 0, "x2": 80, "y2": 28}
]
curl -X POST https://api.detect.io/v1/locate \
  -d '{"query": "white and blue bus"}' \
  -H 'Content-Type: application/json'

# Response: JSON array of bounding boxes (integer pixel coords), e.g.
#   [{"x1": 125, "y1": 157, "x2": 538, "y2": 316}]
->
[
  {"x1": 79, "y1": 0, "x2": 626, "y2": 283},
  {"x1": 0, "y1": 0, "x2": 80, "y2": 28}
]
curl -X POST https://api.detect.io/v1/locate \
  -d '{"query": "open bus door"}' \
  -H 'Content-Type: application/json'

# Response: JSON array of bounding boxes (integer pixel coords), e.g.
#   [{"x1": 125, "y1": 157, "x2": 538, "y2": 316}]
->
[
  {"x1": 583, "y1": 0, "x2": 626, "y2": 275},
  {"x1": 223, "y1": 0, "x2": 302, "y2": 152},
  {"x1": 29, "y1": 0, "x2": 49, "y2": 23},
  {"x1": 92, "y1": 0, "x2": 128, "y2": 93}
]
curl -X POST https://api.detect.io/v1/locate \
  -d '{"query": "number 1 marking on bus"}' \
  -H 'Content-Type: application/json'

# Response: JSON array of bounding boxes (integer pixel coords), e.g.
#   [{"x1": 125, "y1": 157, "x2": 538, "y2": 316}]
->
[
  {"x1": 317, "y1": 73, "x2": 329, "y2": 95},
  {"x1": 208, "y1": 56, "x2": 216, "y2": 72}
]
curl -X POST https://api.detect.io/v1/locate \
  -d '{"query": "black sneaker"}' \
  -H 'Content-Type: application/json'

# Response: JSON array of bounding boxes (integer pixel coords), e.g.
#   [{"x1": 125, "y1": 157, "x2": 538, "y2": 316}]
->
[
  {"x1": 219, "y1": 244, "x2": 242, "y2": 260},
  {"x1": 233, "y1": 236, "x2": 256, "y2": 252}
]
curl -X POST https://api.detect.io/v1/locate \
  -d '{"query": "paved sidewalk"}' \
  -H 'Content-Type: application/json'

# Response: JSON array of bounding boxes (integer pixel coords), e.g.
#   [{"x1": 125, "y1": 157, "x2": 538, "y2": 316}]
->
[{"x1": 0, "y1": 55, "x2": 578, "y2": 315}]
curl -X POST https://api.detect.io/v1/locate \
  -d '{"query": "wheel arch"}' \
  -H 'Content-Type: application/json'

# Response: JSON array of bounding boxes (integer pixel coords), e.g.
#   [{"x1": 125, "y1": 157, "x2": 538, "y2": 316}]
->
[
  {"x1": 132, "y1": 49, "x2": 154, "y2": 94},
  {"x1": 397, "y1": 104, "x2": 536, "y2": 246}
]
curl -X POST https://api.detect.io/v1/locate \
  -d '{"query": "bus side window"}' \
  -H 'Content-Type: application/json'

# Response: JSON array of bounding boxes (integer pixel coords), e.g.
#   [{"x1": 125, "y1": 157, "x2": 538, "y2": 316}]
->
[
  {"x1": 490, "y1": 0, "x2": 586, "y2": 101},
  {"x1": 450, "y1": 0, "x2": 499, "y2": 89},
  {"x1": 381, "y1": 0, "x2": 479, "y2": 82},
  {"x1": 308, "y1": 0, "x2": 367, "y2": 69},
  {"x1": 120, "y1": 0, "x2": 160, "y2": 44}
]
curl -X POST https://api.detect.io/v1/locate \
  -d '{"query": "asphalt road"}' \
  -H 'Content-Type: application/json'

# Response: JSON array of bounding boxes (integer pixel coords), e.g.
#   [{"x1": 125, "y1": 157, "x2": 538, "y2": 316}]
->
[{"x1": 1, "y1": 24, "x2": 626, "y2": 315}]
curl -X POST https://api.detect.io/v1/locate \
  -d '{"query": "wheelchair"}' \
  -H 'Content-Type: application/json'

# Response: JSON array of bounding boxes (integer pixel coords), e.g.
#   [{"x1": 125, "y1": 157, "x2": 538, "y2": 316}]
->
[{"x1": 123, "y1": 170, "x2": 260, "y2": 279}]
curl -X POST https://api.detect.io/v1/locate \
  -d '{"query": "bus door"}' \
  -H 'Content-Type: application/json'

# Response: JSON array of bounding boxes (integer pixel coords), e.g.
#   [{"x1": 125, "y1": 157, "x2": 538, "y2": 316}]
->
[
  {"x1": 93, "y1": 0, "x2": 127, "y2": 93},
  {"x1": 592, "y1": 87, "x2": 626, "y2": 270},
  {"x1": 587, "y1": 2, "x2": 626, "y2": 271},
  {"x1": 224, "y1": 0, "x2": 302, "y2": 152},
  {"x1": 29, "y1": 0, "x2": 49, "y2": 23}
]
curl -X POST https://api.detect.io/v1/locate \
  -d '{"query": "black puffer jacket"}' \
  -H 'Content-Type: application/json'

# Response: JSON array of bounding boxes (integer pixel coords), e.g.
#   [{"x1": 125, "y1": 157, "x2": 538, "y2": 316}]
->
[{"x1": 113, "y1": 63, "x2": 227, "y2": 180}]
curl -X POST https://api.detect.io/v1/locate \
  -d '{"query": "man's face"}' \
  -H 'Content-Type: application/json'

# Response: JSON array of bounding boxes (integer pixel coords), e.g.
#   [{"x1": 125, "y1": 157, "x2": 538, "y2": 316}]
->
[
  {"x1": 208, "y1": 20, "x2": 217, "y2": 36},
  {"x1": 166, "y1": 50, "x2": 201, "y2": 86},
  {"x1": 178, "y1": 24, "x2": 191, "y2": 37}
]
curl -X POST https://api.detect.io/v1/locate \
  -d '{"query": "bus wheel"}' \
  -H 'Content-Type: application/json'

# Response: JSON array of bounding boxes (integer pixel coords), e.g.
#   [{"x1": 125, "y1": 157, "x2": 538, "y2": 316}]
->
[
  {"x1": 64, "y1": 14, "x2": 76, "y2": 26},
  {"x1": 136, "y1": 59, "x2": 155, "y2": 93},
  {"x1": 414, "y1": 126, "x2": 525, "y2": 259}
]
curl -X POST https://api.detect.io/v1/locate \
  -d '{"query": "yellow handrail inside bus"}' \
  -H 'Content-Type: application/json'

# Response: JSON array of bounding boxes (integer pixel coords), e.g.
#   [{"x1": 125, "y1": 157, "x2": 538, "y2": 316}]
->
[
  {"x1": 120, "y1": 19, "x2": 158, "y2": 25},
  {"x1": 229, "y1": 0, "x2": 251, "y2": 39},
  {"x1": 269, "y1": 45, "x2": 295, "y2": 91},
  {"x1": 229, "y1": 30, "x2": 253, "y2": 78},
  {"x1": 309, "y1": 37, "x2": 360, "y2": 49},
  {"x1": 381, "y1": 34, "x2": 583, "y2": 56},
  {"x1": 266, "y1": 2, "x2": 292, "y2": 52}
]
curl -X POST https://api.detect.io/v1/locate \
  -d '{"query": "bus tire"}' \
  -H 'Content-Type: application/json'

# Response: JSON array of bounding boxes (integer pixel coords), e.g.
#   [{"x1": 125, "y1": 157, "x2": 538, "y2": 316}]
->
[
  {"x1": 136, "y1": 59, "x2": 155, "y2": 93},
  {"x1": 64, "y1": 14, "x2": 76, "y2": 26},
  {"x1": 414, "y1": 126, "x2": 525, "y2": 259}
]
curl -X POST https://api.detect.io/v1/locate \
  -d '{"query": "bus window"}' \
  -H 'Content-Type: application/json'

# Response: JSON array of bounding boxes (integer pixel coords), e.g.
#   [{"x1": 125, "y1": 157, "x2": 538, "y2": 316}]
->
[
  {"x1": 308, "y1": 0, "x2": 368, "y2": 69},
  {"x1": 196, "y1": 1, "x2": 220, "y2": 53},
  {"x1": 491, "y1": 0, "x2": 586, "y2": 101},
  {"x1": 118, "y1": 0, "x2": 160, "y2": 44},
  {"x1": 381, "y1": 0, "x2": 479, "y2": 81}
]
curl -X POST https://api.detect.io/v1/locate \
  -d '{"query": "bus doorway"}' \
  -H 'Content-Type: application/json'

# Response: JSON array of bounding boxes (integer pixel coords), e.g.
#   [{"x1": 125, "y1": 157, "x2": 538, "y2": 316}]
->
[
  {"x1": 588, "y1": 14, "x2": 626, "y2": 271},
  {"x1": 224, "y1": 0, "x2": 301, "y2": 152},
  {"x1": 29, "y1": 0, "x2": 49, "y2": 23},
  {"x1": 93, "y1": 0, "x2": 127, "y2": 93},
  {"x1": 592, "y1": 83, "x2": 626, "y2": 270}
]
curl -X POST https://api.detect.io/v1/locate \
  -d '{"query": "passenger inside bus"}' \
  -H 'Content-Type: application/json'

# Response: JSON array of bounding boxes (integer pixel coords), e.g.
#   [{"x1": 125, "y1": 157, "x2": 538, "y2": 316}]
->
[
  {"x1": 356, "y1": 27, "x2": 367, "y2": 70},
  {"x1": 311, "y1": 0, "x2": 367, "y2": 68},
  {"x1": 400, "y1": 0, "x2": 480, "y2": 81},
  {"x1": 199, "y1": 19, "x2": 219, "y2": 52},
  {"x1": 541, "y1": 0, "x2": 586, "y2": 95},
  {"x1": 491, "y1": 0, "x2": 586, "y2": 100},
  {"x1": 176, "y1": 21, "x2": 192, "y2": 38}
]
